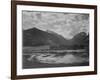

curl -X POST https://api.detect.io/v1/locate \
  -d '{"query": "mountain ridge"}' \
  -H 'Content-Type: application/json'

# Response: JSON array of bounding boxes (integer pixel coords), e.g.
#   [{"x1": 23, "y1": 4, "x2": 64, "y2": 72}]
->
[{"x1": 23, "y1": 28, "x2": 89, "y2": 47}]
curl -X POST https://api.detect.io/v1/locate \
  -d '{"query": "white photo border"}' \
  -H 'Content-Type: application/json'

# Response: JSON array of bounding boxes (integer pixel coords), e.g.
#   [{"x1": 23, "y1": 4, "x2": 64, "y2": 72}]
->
[{"x1": 17, "y1": 5, "x2": 95, "y2": 75}]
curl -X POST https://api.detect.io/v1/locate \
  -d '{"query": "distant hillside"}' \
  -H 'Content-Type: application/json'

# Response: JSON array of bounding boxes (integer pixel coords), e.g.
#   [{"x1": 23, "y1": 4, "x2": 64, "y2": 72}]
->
[
  {"x1": 70, "y1": 32, "x2": 89, "y2": 46},
  {"x1": 23, "y1": 28, "x2": 68, "y2": 46},
  {"x1": 23, "y1": 28, "x2": 89, "y2": 47}
]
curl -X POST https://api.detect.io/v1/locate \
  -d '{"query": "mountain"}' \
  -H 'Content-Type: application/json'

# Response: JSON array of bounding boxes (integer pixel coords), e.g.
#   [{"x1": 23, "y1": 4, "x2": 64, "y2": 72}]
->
[
  {"x1": 66, "y1": 32, "x2": 89, "y2": 50},
  {"x1": 23, "y1": 28, "x2": 68, "y2": 46},
  {"x1": 70, "y1": 32, "x2": 89, "y2": 46},
  {"x1": 23, "y1": 28, "x2": 89, "y2": 47}
]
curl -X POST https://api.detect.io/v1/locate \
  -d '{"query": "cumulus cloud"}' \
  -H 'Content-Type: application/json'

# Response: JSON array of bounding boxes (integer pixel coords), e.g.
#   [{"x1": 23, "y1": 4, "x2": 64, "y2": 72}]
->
[{"x1": 22, "y1": 11, "x2": 89, "y2": 39}]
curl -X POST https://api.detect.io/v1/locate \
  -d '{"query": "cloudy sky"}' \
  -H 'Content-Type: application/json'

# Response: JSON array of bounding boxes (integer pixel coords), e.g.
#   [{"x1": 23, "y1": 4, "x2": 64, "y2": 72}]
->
[{"x1": 22, "y1": 11, "x2": 89, "y2": 39}]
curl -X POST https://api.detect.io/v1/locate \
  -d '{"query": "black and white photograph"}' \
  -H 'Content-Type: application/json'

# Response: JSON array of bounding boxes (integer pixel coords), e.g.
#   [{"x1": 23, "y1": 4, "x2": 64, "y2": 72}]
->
[
  {"x1": 22, "y1": 11, "x2": 89, "y2": 69},
  {"x1": 11, "y1": 1, "x2": 97, "y2": 79}
]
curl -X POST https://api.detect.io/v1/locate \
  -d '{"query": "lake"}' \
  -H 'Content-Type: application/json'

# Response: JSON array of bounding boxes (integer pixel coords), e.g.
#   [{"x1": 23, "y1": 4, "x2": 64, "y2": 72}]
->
[{"x1": 23, "y1": 49, "x2": 89, "y2": 69}]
